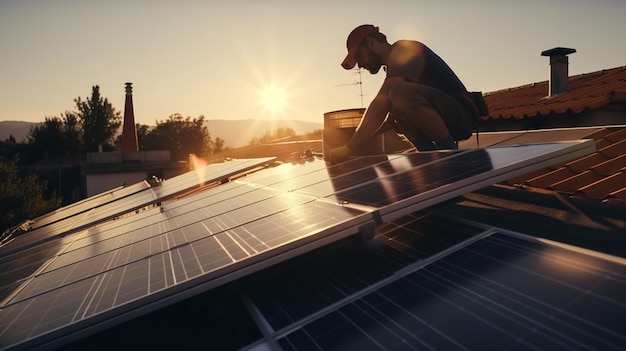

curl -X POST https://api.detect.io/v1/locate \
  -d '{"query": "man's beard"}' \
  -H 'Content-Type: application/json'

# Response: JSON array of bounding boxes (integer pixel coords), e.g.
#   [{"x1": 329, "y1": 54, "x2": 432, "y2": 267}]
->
[{"x1": 365, "y1": 54, "x2": 383, "y2": 74}]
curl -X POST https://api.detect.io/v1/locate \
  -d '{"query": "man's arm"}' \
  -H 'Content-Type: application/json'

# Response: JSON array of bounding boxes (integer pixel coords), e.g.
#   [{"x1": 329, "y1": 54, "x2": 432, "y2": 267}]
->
[
  {"x1": 346, "y1": 76, "x2": 405, "y2": 150},
  {"x1": 328, "y1": 41, "x2": 423, "y2": 164}
]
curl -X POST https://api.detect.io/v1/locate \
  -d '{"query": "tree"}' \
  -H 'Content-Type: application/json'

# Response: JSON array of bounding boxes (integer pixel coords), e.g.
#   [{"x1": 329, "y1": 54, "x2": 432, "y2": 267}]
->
[
  {"x1": 249, "y1": 127, "x2": 296, "y2": 145},
  {"x1": 305, "y1": 129, "x2": 322, "y2": 140},
  {"x1": 213, "y1": 137, "x2": 225, "y2": 154},
  {"x1": 28, "y1": 117, "x2": 65, "y2": 158},
  {"x1": 143, "y1": 114, "x2": 212, "y2": 161},
  {"x1": 136, "y1": 123, "x2": 150, "y2": 148},
  {"x1": 27, "y1": 112, "x2": 83, "y2": 161},
  {"x1": 0, "y1": 156, "x2": 61, "y2": 236},
  {"x1": 76, "y1": 85, "x2": 121, "y2": 152},
  {"x1": 63, "y1": 111, "x2": 82, "y2": 155},
  {"x1": 1, "y1": 134, "x2": 29, "y2": 166}
]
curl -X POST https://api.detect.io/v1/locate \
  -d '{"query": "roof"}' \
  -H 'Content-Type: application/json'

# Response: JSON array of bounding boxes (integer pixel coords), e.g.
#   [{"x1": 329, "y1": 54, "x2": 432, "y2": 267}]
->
[
  {"x1": 459, "y1": 126, "x2": 626, "y2": 205},
  {"x1": 482, "y1": 66, "x2": 626, "y2": 120}
]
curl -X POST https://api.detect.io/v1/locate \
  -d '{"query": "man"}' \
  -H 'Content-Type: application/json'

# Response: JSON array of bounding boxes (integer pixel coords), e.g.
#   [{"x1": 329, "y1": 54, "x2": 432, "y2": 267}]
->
[{"x1": 329, "y1": 24, "x2": 476, "y2": 164}]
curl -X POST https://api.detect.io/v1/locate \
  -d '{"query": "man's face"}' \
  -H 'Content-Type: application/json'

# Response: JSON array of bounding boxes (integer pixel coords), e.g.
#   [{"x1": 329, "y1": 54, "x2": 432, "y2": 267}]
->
[{"x1": 355, "y1": 42, "x2": 383, "y2": 74}]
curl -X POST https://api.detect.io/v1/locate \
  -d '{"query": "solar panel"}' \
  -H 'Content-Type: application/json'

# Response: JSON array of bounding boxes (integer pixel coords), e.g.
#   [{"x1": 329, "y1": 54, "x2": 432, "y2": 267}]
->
[
  {"x1": 0, "y1": 140, "x2": 595, "y2": 350},
  {"x1": 27, "y1": 181, "x2": 150, "y2": 231},
  {"x1": 0, "y1": 157, "x2": 276, "y2": 257},
  {"x1": 261, "y1": 219, "x2": 626, "y2": 350}
]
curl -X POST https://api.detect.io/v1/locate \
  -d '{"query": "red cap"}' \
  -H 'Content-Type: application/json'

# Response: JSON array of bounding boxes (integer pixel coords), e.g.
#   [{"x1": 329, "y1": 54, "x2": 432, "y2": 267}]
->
[{"x1": 341, "y1": 24, "x2": 379, "y2": 70}]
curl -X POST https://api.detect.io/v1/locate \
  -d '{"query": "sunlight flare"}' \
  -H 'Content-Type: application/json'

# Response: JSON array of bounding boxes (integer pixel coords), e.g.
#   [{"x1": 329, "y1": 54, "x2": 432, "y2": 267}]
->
[
  {"x1": 241, "y1": 46, "x2": 304, "y2": 120},
  {"x1": 260, "y1": 84, "x2": 289, "y2": 114},
  {"x1": 189, "y1": 153, "x2": 208, "y2": 186}
]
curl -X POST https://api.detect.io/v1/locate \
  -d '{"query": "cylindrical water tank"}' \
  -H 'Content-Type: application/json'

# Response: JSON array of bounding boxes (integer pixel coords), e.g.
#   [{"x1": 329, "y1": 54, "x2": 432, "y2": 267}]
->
[{"x1": 322, "y1": 108, "x2": 384, "y2": 160}]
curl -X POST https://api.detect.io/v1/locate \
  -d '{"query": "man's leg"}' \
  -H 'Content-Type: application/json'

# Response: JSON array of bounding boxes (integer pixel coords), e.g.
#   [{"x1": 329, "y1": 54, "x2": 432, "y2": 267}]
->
[
  {"x1": 391, "y1": 115, "x2": 440, "y2": 151},
  {"x1": 408, "y1": 105, "x2": 458, "y2": 150},
  {"x1": 388, "y1": 82, "x2": 469, "y2": 150}
]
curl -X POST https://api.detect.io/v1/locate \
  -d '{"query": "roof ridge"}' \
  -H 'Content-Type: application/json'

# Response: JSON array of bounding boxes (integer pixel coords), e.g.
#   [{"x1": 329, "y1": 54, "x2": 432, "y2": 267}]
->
[{"x1": 484, "y1": 65, "x2": 626, "y2": 96}]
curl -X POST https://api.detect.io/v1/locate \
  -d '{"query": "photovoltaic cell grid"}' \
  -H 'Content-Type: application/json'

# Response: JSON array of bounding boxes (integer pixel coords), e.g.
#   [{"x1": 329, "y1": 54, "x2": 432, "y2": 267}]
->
[
  {"x1": 272, "y1": 229, "x2": 626, "y2": 350},
  {"x1": 0, "y1": 158, "x2": 279, "y2": 311},
  {"x1": 0, "y1": 157, "x2": 276, "y2": 257},
  {"x1": 0, "y1": 161, "x2": 368, "y2": 350},
  {"x1": 27, "y1": 180, "x2": 150, "y2": 231},
  {"x1": 0, "y1": 141, "x2": 595, "y2": 350},
  {"x1": 239, "y1": 212, "x2": 488, "y2": 333}
]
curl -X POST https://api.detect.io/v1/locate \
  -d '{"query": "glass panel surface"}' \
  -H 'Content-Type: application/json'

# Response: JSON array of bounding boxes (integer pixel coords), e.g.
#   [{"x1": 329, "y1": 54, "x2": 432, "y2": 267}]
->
[{"x1": 276, "y1": 232, "x2": 626, "y2": 350}]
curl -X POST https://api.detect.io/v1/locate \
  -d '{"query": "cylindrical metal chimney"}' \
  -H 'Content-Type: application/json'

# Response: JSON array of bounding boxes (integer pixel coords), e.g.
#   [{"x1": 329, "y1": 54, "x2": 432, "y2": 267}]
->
[
  {"x1": 541, "y1": 47, "x2": 576, "y2": 97},
  {"x1": 120, "y1": 82, "x2": 139, "y2": 153}
]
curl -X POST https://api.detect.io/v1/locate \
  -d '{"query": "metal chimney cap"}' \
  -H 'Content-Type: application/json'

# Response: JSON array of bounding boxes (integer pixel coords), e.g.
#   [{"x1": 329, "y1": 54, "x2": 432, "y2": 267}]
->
[{"x1": 541, "y1": 47, "x2": 576, "y2": 57}]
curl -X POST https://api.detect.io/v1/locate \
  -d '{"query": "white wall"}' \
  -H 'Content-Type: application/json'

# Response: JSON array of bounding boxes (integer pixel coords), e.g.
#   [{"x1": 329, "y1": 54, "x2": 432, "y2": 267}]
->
[{"x1": 86, "y1": 172, "x2": 147, "y2": 197}]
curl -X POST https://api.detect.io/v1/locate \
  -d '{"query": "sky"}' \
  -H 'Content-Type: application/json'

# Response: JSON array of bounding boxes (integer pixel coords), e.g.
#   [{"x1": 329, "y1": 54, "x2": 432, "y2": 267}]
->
[{"x1": 1, "y1": 0, "x2": 625, "y2": 127}]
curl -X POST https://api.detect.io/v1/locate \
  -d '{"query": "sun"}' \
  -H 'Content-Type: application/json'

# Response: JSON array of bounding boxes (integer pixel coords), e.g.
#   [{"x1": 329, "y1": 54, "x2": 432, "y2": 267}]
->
[{"x1": 260, "y1": 84, "x2": 288, "y2": 114}]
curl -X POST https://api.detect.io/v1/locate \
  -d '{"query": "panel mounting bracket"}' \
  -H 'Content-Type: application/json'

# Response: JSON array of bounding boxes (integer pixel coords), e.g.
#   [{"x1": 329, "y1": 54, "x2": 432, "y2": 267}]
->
[{"x1": 359, "y1": 222, "x2": 376, "y2": 241}]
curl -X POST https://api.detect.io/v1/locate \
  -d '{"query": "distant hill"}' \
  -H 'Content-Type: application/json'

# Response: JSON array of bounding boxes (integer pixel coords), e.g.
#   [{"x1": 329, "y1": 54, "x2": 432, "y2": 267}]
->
[
  {"x1": 0, "y1": 119, "x2": 323, "y2": 148},
  {"x1": 0, "y1": 121, "x2": 37, "y2": 142}
]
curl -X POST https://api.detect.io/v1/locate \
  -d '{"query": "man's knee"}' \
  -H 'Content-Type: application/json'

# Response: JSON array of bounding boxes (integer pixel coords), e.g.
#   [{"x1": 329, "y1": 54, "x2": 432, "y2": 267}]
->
[{"x1": 388, "y1": 82, "x2": 430, "y2": 113}]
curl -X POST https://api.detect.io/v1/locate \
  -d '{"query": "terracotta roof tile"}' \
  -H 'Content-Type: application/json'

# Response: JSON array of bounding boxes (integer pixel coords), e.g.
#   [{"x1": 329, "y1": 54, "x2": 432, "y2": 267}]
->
[
  {"x1": 592, "y1": 154, "x2": 626, "y2": 175},
  {"x1": 455, "y1": 63, "x2": 626, "y2": 204},
  {"x1": 604, "y1": 128, "x2": 626, "y2": 142},
  {"x1": 470, "y1": 65, "x2": 626, "y2": 204},
  {"x1": 503, "y1": 167, "x2": 552, "y2": 186},
  {"x1": 514, "y1": 133, "x2": 624, "y2": 191},
  {"x1": 584, "y1": 128, "x2": 616, "y2": 140},
  {"x1": 572, "y1": 170, "x2": 626, "y2": 201},
  {"x1": 564, "y1": 152, "x2": 610, "y2": 172},
  {"x1": 485, "y1": 126, "x2": 626, "y2": 204},
  {"x1": 594, "y1": 138, "x2": 613, "y2": 150},
  {"x1": 550, "y1": 153, "x2": 626, "y2": 195},
  {"x1": 483, "y1": 66, "x2": 626, "y2": 120},
  {"x1": 525, "y1": 167, "x2": 578, "y2": 188},
  {"x1": 598, "y1": 139, "x2": 626, "y2": 158},
  {"x1": 611, "y1": 89, "x2": 626, "y2": 102},
  {"x1": 605, "y1": 187, "x2": 626, "y2": 204},
  {"x1": 550, "y1": 171, "x2": 603, "y2": 194}
]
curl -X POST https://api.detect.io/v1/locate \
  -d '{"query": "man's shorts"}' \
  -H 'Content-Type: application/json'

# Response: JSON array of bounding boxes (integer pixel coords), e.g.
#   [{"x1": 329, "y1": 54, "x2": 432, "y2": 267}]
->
[{"x1": 389, "y1": 82, "x2": 474, "y2": 141}]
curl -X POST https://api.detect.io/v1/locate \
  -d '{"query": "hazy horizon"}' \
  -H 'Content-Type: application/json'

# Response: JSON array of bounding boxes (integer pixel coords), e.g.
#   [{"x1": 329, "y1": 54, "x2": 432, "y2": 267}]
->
[
  {"x1": 0, "y1": 118, "x2": 324, "y2": 148},
  {"x1": 2, "y1": 0, "x2": 625, "y2": 125}
]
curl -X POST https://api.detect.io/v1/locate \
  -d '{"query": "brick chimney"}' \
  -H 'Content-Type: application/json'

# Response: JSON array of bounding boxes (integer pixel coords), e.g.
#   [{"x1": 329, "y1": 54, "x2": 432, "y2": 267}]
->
[
  {"x1": 541, "y1": 47, "x2": 576, "y2": 97},
  {"x1": 120, "y1": 82, "x2": 139, "y2": 152}
]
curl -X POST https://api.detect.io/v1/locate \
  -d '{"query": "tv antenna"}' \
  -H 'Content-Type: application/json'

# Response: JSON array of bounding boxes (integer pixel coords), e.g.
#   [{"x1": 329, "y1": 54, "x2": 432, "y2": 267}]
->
[{"x1": 335, "y1": 68, "x2": 365, "y2": 107}]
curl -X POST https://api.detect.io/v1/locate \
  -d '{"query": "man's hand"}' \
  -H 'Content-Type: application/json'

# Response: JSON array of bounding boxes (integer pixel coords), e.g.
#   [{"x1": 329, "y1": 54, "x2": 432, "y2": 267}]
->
[{"x1": 328, "y1": 145, "x2": 351, "y2": 164}]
